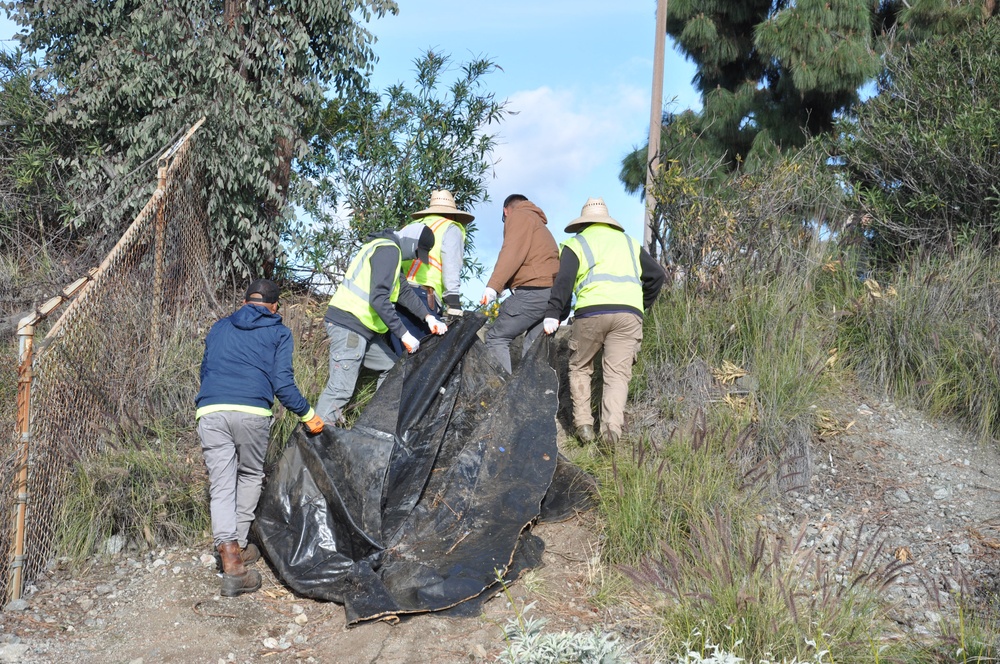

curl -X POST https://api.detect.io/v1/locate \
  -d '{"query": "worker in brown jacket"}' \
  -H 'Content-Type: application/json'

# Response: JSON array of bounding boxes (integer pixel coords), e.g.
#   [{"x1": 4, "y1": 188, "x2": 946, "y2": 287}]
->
[{"x1": 480, "y1": 194, "x2": 561, "y2": 373}]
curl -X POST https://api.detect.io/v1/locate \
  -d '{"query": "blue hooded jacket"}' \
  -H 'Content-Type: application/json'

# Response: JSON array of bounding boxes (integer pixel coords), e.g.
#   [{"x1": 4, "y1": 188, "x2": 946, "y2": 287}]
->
[{"x1": 195, "y1": 304, "x2": 311, "y2": 418}]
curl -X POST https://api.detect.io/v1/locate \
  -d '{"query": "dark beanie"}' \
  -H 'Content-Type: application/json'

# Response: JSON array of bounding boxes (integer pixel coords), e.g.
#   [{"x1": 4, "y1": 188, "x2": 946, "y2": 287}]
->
[{"x1": 245, "y1": 278, "x2": 279, "y2": 304}]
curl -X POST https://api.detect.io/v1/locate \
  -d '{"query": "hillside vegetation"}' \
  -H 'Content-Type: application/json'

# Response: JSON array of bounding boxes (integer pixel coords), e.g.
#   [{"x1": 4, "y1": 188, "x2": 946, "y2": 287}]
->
[{"x1": 2, "y1": 7, "x2": 1000, "y2": 664}]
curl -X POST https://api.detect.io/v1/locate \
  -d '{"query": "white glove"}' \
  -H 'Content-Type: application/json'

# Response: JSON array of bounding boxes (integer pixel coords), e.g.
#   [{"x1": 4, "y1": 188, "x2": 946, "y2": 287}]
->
[
  {"x1": 480, "y1": 287, "x2": 497, "y2": 306},
  {"x1": 401, "y1": 331, "x2": 420, "y2": 353},
  {"x1": 543, "y1": 317, "x2": 560, "y2": 335},
  {"x1": 425, "y1": 315, "x2": 448, "y2": 335}
]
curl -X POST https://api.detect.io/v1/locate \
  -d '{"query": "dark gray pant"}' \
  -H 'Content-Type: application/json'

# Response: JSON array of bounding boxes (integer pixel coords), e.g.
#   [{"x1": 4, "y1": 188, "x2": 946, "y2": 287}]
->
[
  {"x1": 484, "y1": 287, "x2": 551, "y2": 374},
  {"x1": 197, "y1": 411, "x2": 271, "y2": 548}
]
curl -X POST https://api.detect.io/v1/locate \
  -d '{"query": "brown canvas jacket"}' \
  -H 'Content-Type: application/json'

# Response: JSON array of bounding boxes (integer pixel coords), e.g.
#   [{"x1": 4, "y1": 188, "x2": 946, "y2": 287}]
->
[{"x1": 486, "y1": 200, "x2": 560, "y2": 292}]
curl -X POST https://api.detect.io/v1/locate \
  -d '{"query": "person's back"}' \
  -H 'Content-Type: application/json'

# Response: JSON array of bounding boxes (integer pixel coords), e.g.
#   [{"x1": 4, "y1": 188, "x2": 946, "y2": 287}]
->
[
  {"x1": 542, "y1": 198, "x2": 664, "y2": 447},
  {"x1": 196, "y1": 304, "x2": 305, "y2": 415},
  {"x1": 481, "y1": 194, "x2": 561, "y2": 373},
  {"x1": 195, "y1": 279, "x2": 321, "y2": 598},
  {"x1": 491, "y1": 199, "x2": 559, "y2": 291},
  {"x1": 562, "y1": 223, "x2": 644, "y2": 317}
]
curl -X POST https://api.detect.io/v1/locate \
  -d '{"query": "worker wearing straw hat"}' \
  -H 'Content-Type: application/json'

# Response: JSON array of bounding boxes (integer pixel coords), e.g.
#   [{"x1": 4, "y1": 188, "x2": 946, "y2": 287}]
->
[
  {"x1": 390, "y1": 189, "x2": 474, "y2": 354},
  {"x1": 543, "y1": 198, "x2": 665, "y2": 448}
]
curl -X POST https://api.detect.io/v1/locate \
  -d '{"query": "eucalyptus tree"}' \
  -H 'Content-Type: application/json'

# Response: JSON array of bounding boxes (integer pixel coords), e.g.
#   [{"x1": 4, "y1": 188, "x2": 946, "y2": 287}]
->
[
  {"x1": 291, "y1": 51, "x2": 507, "y2": 282},
  {"x1": 7, "y1": 0, "x2": 397, "y2": 277}
]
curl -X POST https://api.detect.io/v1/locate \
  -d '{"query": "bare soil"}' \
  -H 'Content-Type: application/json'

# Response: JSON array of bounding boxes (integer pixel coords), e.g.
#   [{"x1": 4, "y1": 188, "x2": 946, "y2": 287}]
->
[
  {"x1": 4, "y1": 389, "x2": 1000, "y2": 663},
  {"x1": 0, "y1": 516, "x2": 604, "y2": 664}
]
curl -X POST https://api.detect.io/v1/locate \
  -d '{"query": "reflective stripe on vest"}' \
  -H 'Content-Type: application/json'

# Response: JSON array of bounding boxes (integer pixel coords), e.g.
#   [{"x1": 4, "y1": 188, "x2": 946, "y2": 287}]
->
[
  {"x1": 563, "y1": 225, "x2": 643, "y2": 311},
  {"x1": 402, "y1": 215, "x2": 467, "y2": 294},
  {"x1": 328, "y1": 238, "x2": 401, "y2": 333}
]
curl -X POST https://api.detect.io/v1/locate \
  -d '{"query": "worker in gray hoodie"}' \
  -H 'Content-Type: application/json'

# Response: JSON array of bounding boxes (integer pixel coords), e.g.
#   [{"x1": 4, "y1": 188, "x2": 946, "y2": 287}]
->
[{"x1": 316, "y1": 226, "x2": 448, "y2": 425}]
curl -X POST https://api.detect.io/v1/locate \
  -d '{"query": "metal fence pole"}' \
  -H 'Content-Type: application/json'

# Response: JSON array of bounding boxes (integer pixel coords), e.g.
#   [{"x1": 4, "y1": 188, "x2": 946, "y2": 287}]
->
[
  {"x1": 10, "y1": 317, "x2": 35, "y2": 603},
  {"x1": 149, "y1": 165, "x2": 169, "y2": 377},
  {"x1": 8, "y1": 273, "x2": 96, "y2": 602}
]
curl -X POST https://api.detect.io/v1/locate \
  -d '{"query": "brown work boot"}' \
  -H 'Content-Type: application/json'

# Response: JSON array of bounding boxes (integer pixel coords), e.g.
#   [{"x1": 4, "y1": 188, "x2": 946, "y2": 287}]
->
[
  {"x1": 214, "y1": 542, "x2": 262, "y2": 571},
  {"x1": 575, "y1": 425, "x2": 596, "y2": 445},
  {"x1": 217, "y1": 541, "x2": 261, "y2": 597},
  {"x1": 241, "y1": 542, "x2": 261, "y2": 565}
]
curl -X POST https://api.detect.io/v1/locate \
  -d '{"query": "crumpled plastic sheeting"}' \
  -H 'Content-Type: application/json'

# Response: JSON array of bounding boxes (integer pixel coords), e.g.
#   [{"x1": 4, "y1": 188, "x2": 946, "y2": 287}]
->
[{"x1": 254, "y1": 313, "x2": 591, "y2": 624}]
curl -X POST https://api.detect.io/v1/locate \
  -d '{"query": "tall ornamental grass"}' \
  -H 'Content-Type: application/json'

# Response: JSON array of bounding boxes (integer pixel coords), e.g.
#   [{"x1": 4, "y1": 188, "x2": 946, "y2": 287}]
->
[{"x1": 837, "y1": 248, "x2": 1000, "y2": 442}]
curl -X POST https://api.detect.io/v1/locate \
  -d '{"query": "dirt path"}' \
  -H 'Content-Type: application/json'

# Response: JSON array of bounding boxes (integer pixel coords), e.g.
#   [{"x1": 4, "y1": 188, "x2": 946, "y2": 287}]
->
[
  {"x1": 4, "y1": 392, "x2": 1000, "y2": 662},
  {"x1": 0, "y1": 517, "x2": 604, "y2": 664}
]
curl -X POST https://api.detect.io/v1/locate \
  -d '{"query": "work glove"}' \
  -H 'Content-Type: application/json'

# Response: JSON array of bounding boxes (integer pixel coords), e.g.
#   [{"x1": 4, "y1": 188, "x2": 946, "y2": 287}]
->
[
  {"x1": 543, "y1": 317, "x2": 560, "y2": 335},
  {"x1": 401, "y1": 331, "x2": 420, "y2": 353},
  {"x1": 480, "y1": 287, "x2": 497, "y2": 307},
  {"x1": 425, "y1": 315, "x2": 448, "y2": 335},
  {"x1": 303, "y1": 412, "x2": 324, "y2": 435}
]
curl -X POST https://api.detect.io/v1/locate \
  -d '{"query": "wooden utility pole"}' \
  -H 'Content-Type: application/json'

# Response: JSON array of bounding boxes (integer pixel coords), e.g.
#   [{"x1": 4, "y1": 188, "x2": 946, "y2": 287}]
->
[{"x1": 643, "y1": 0, "x2": 668, "y2": 255}]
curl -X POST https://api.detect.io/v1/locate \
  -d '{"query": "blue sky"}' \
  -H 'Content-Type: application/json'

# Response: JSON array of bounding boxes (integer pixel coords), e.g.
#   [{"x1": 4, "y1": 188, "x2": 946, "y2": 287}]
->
[
  {"x1": 367, "y1": 1, "x2": 698, "y2": 297},
  {"x1": 0, "y1": 3, "x2": 700, "y2": 298}
]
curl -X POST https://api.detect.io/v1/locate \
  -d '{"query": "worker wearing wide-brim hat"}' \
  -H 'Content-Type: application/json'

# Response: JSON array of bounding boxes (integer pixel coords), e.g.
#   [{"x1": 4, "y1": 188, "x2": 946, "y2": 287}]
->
[
  {"x1": 542, "y1": 197, "x2": 665, "y2": 448},
  {"x1": 391, "y1": 189, "x2": 474, "y2": 355}
]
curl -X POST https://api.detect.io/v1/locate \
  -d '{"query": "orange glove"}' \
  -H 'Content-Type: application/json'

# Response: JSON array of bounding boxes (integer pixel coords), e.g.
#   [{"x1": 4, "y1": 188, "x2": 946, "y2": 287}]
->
[{"x1": 303, "y1": 413, "x2": 324, "y2": 435}]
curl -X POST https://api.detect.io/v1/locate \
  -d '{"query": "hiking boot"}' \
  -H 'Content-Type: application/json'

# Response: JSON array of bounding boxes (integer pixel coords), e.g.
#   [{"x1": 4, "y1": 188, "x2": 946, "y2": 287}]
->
[
  {"x1": 217, "y1": 541, "x2": 262, "y2": 597},
  {"x1": 241, "y1": 542, "x2": 261, "y2": 565},
  {"x1": 214, "y1": 542, "x2": 262, "y2": 571},
  {"x1": 575, "y1": 425, "x2": 596, "y2": 444}
]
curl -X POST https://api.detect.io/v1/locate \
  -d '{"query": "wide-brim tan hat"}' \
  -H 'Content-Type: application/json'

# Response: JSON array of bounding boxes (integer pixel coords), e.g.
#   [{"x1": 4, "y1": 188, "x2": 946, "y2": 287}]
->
[
  {"x1": 411, "y1": 189, "x2": 475, "y2": 223},
  {"x1": 564, "y1": 197, "x2": 623, "y2": 233}
]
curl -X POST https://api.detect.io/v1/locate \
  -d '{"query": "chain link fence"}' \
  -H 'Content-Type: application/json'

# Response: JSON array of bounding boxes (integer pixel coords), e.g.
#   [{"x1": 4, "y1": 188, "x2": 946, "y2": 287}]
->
[{"x1": 0, "y1": 120, "x2": 212, "y2": 601}]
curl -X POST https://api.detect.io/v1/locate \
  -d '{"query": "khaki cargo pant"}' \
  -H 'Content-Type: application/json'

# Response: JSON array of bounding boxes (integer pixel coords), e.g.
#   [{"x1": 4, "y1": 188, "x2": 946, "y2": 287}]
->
[{"x1": 568, "y1": 312, "x2": 643, "y2": 437}]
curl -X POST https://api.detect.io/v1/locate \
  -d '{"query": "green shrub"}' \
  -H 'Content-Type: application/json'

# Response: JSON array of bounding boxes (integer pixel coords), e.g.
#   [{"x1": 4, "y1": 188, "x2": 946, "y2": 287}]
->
[
  {"x1": 636, "y1": 247, "x2": 843, "y2": 456},
  {"x1": 57, "y1": 435, "x2": 209, "y2": 562},
  {"x1": 590, "y1": 420, "x2": 752, "y2": 568},
  {"x1": 841, "y1": 21, "x2": 1000, "y2": 255},
  {"x1": 497, "y1": 608, "x2": 631, "y2": 664}
]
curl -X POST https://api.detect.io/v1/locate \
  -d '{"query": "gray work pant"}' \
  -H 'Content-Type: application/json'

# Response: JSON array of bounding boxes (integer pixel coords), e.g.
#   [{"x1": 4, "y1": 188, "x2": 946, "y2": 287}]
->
[
  {"x1": 197, "y1": 411, "x2": 271, "y2": 548},
  {"x1": 316, "y1": 322, "x2": 397, "y2": 423},
  {"x1": 484, "y1": 287, "x2": 551, "y2": 374}
]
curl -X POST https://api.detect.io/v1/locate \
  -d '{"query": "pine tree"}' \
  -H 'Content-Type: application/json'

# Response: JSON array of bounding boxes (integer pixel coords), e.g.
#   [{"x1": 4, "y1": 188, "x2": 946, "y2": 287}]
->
[{"x1": 621, "y1": 0, "x2": 998, "y2": 194}]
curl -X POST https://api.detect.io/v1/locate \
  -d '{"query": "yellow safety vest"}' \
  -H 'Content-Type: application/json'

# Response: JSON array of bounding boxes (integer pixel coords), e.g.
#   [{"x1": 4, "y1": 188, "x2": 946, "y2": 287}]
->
[
  {"x1": 401, "y1": 215, "x2": 467, "y2": 296},
  {"x1": 329, "y1": 238, "x2": 401, "y2": 333},
  {"x1": 562, "y1": 225, "x2": 643, "y2": 311}
]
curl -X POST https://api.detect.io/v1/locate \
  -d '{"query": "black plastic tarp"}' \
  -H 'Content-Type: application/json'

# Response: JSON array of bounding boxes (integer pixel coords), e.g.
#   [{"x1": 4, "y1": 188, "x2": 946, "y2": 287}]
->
[{"x1": 254, "y1": 313, "x2": 592, "y2": 624}]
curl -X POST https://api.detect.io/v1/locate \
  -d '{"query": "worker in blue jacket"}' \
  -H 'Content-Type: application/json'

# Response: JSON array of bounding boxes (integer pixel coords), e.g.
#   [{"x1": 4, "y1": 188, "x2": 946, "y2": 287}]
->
[{"x1": 195, "y1": 278, "x2": 323, "y2": 597}]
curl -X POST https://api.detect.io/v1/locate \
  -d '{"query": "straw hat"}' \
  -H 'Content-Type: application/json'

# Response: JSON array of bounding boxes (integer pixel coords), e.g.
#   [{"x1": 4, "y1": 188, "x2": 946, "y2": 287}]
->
[
  {"x1": 564, "y1": 197, "x2": 623, "y2": 233},
  {"x1": 411, "y1": 189, "x2": 475, "y2": 223}
]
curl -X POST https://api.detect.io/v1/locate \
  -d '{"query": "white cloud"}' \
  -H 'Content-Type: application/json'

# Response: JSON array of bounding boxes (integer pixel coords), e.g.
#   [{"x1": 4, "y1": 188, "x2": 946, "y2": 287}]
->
[
  {"x1": 493, "y1": 84, "x2": 646, "y2": 197},
  {"x1": 462, "y1": 83, "x2": 650, "y2": 300}
]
